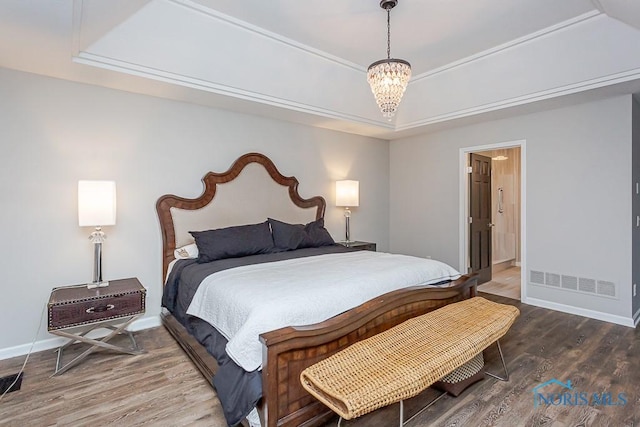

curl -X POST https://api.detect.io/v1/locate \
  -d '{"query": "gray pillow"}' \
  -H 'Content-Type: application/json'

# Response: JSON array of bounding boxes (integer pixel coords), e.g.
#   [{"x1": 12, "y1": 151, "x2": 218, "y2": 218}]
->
[
  {"x1": 268, "y1": 218, "x2": 335, "y2": 251},
  {"x1": 190, "y1": 221, "x2": 274, "y2": 263}
]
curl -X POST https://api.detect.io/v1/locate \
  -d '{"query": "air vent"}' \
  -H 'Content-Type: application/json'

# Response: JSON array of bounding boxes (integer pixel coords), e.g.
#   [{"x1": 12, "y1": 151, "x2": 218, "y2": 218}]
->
[
  {"x1": 561, "y1": 275, "x2": 578, "y2": 290},
  {"x1": 529, "y1": 270, "x2": 617, "y2": 299},
  {"x1": 545, "y1": 273, "x2": 561, "y2": 287},
  {"x1": 579, "y1": 278, "x2": 597, "y2": 293},
  {"x1": 530, "y1": 270, "x2": 545, "y2": 285},
  {"x1": 597, "y1": 281, "x2": 616, "y2": 297}
]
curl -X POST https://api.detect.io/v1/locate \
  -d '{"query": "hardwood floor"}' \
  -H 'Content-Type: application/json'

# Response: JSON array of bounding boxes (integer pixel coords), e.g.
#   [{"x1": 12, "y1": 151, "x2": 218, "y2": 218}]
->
[
  {"x1": 1, "y1": 294, "x2": 638, "y2": 426},
  {"x1": 478, "y1": 266, "x2": 521, "y2": 300},
  {"x1": 0, "y1": 328, "x2": 226, "y2": 426}
]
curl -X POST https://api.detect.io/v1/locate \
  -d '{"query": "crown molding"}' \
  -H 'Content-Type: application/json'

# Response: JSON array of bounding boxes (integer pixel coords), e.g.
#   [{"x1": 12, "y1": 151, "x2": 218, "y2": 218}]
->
[
  {"x1": 411, "y1": 10, "x2": 603, "y2": 83},
  {"x1": 169, "y1": 0, "x2": 366, "y2": 73},
  {"x1": 69, "y1": 1, "x2": 640, "y2": 135},
  {"x1": 397, "y1": 67, "x2": 640, "y2": 131},
  {"x1": 72, "y1": 51, "x2": 394, "y2": 130}
]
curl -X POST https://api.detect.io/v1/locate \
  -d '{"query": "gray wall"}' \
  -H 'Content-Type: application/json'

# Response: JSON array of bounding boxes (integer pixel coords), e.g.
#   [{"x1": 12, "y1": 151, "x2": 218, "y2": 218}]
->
[
  {"x1": 0, "y1": 68, "x2": 390, "y2": 353},
  {"x1": 633, "y1": 96, "x2": 640, "y2": 321},
  {"x1": 390, "y1": 95, "x2": 634, "y2": 322}
]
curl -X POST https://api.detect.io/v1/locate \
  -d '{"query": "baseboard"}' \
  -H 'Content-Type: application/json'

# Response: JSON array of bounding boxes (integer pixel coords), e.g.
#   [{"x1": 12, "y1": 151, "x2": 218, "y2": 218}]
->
[
  {"x1": 128, "y1": 315, "x2": 162, "y2": 332},
  {"x1": 0, "y1": 315, "x2": 162, "y2": 361},
  {"x1": 522, "y1": 297, "x2": 635, "y2": 327},
  {"x1": 492, "y1": 260, "x2": 515, "y2": 273},
  {"x1": 633, "y1": 307, "x2": 640, "y2": 327}
]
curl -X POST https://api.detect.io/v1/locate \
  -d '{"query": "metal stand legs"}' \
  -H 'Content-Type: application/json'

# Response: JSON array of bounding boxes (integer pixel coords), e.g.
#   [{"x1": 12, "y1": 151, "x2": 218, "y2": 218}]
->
[
  {"x1": 400, "y1": 391, "x2": 447, "y2": 426},
  {"x1": 51, "y1": 315, "x2": 145, "y2": 376},
  {"x1": 337, "y1": 391, "x2": 447, "y2": 427},
  {"x1": 484, "y1": 339, "x2": 510, "y2": 381}
]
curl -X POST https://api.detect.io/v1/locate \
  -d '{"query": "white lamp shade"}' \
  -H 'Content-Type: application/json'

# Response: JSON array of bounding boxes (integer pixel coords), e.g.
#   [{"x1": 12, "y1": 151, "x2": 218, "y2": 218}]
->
[
  {"x1": 78, "y1": 180, "x2": 116, "y2": 226},
  {"x1": 336, "y1": 180, "x2": 359, "y2": 207}
]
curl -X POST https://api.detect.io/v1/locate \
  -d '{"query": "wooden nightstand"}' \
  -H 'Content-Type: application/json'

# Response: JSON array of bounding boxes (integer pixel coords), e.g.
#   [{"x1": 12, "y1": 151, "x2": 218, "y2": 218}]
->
[
  {"x1": 337, "y1": 241, "x2": 377, "y2": 251},
  {"x1": 47, "y1": 277, "x2": 146, "y2": 375}
]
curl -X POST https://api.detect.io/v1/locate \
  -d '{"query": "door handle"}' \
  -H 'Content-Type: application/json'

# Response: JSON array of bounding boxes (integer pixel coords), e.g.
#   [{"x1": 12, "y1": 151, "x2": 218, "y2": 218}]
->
[{"x1": 488, "y1": 223, "x2": 495, "y2": 228}]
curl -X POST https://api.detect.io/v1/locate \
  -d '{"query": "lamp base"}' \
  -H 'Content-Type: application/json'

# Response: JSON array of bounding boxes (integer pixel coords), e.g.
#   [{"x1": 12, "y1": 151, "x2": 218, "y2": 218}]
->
[
  {"x1": 87, "y1": 281, "x2": 109, "y2": 290},
  {"x1": 88, "y1": 229, "x2": 108, "y2": 290},
  {"x1": 344, "y1": 207, "x2": 352, "y2": 243}
]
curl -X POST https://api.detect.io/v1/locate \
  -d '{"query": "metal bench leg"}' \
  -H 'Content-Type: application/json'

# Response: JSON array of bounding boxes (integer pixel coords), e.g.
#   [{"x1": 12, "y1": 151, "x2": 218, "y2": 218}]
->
[
  {"x1": 485, "y1": 340, "x2": 509, "y2": 381},
  {"x1": 402, "y1": 390, "x2": 447, "y2": 426},
  {"x1": 337, "y1": 390, "x2": 448, "y2": 427}
]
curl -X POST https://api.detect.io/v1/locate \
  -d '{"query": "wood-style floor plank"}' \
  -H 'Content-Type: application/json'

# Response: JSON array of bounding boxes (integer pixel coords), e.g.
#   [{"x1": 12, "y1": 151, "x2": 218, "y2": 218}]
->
[
  {"x1": 0, "y1": 329, "x2": 226, "y2": 427},
  {"x1": 478, "y1": 267, "x2": 521, "y2": 300},
  {"x1": 0, "y1": 293, "x2": 638, "y2": 427}
]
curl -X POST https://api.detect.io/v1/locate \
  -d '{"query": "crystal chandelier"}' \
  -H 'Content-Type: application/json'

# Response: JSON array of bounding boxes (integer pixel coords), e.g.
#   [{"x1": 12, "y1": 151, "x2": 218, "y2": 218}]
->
[{"x1": 367, "y1": 0, "x2": 411, "y2": 120}]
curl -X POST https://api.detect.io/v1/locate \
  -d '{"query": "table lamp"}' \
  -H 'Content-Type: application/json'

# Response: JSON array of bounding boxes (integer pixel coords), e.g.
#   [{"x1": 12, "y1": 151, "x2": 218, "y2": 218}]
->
[
  {"x1": 78, "y1": 180, "x2": 116, "y2": 289},
  {"x1": 336, "y1": 180, "x2": 359, "y2": 243}
]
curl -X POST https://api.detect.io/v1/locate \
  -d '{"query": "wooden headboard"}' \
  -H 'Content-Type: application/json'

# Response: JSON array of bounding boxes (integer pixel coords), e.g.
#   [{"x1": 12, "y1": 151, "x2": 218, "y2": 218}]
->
[{"x1": 156, "y1": 153, "x2": 326, "y2": 282}]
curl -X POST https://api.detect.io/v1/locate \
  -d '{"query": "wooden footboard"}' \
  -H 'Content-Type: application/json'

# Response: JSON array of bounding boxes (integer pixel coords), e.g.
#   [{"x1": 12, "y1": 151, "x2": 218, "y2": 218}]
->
[{"x1": 258, "y1": 275, "x2": 477, "y2": 427}]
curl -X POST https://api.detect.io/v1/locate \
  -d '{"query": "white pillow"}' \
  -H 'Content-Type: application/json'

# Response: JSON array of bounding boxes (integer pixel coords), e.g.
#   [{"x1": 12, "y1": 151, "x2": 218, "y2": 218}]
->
[{"x1": 174, "y1": 243, "x2": 199, "y2": 259}]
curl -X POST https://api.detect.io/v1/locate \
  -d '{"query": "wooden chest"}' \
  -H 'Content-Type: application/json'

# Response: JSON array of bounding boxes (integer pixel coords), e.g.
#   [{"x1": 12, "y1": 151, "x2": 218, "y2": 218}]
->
[{"x1": 48, "y1": 277, "x2": 146, "y2": 331}]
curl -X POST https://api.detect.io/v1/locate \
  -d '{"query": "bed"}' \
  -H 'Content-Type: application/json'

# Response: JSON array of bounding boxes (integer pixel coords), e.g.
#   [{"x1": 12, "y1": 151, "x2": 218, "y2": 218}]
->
[{"x1": 156, "y1": 152, "x2": 477, "y2": 427}]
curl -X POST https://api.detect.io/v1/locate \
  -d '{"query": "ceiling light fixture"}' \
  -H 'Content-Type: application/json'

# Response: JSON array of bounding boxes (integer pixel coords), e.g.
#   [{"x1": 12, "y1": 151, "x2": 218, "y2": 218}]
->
[{"x1": 367, "y1": 0, "x2": 411, "y2": 120}]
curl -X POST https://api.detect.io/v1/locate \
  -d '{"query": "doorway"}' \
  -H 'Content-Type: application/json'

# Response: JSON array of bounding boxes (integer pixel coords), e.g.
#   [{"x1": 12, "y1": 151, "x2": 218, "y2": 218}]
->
[{"x1": 459, "y1": 141, "x2": 526, "y2": 301}]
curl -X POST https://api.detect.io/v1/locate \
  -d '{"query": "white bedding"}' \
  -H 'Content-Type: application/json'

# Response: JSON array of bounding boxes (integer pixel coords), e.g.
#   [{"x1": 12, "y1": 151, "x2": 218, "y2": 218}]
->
[{"x1": 186, "y1": 251, "x2": 461, "y2": 372}]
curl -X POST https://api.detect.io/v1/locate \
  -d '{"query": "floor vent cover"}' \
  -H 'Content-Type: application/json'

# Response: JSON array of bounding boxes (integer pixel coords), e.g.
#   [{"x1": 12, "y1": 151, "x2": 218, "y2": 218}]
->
[
  {"x1": 561, "y1": 275, "x2": 578, "y2": 290},
  {"x1": 579, "y1": 278, "x2": 597, "y2": 293},
  {"x1": 545, "y1": 273, "x2": 561, "y2": 287},
  {"x1": 530, "y1": 270, "x2": 545, "y2": 285},
  {"x1": 0, "y1": 372, "x2": 22, "y2": 394},
  {"x1": 529, "y1": 270, "x2": 617, "y2": 299},
  {"x1": 597, "y1": 281, "x2": 616, "y2": 297}
]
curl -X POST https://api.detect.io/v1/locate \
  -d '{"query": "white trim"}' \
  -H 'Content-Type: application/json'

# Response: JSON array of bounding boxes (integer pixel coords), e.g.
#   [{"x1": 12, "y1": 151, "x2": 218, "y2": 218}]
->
[
  {"x1": 459, "y1": 140, "x2": 527, "y2": 301},
  {"x1": 528, "y1": 281, "x2": 619, "y2": 300},
  {"x1": 71, "y1": 0, "x2": 83, "y2": 57},
  {"x1": 72, "y1": 53, "x2": 393, "y2": 130},
  {"x1": 523, "y1": 297, "x2": 635, "y2": 327},
  {"x1": 170, "y1": 0, "x2": 365, "y2": 73},
  {"x1": 458, "y1": 151, "x2": 470, "y2": 273},
  {"x1": 129, "y1": 314, "x2": 162, "y2": 331},
  {"x1": 397, "y1": 68, "x2": 640, "y2": 131},
  {"x1": 411, "y1": 11, "x2": 602, "y2": 82},
  {"x1": 0, "y1": 315, "x2": 161, "y2": 361},
  {"x1": 591, "y1": 0, "x2": 607, "y2": 14}
]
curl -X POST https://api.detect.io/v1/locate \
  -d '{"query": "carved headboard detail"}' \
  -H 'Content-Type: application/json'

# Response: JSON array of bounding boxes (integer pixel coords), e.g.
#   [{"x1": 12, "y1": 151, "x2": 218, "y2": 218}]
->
[{"x1": 156, "y1": 153, "x2": 326, "y2": 281}]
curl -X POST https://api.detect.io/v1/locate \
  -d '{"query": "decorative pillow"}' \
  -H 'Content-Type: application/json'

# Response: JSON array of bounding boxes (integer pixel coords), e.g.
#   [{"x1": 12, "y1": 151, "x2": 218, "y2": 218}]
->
[
  {"x1": 268, "y1": 218, "x2": 335, "y2": 251},
  {"x1": 432, "y1": 352, "x2": 485, "y2": 397},
  {"x1": 174, "y1": 243, "x2": 199, "y2": 260},
  {"x1": 190, "y1": 221, "x2": 274, "y2": 263}
]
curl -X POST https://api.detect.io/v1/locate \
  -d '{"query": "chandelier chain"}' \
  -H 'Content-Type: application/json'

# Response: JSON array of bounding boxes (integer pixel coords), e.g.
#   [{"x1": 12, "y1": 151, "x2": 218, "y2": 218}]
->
[{"x1": 387, "y1": 8, "x2": 391, "y2": 59}]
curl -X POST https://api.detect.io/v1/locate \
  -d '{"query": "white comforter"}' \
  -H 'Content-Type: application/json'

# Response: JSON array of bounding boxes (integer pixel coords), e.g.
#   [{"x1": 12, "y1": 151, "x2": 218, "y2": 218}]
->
[{"x1": 186, "y1": 251, "x2": 461, "y2": 372}]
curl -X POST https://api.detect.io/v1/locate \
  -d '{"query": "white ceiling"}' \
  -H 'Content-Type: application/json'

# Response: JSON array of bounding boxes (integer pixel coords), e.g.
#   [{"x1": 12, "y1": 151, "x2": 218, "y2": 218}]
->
[
  {"x1": 2, "y1": 0, "x2": 640, "y2": 139},
  {"x1": 192, "y1": 0, "x2": 597, "y2": 74}
]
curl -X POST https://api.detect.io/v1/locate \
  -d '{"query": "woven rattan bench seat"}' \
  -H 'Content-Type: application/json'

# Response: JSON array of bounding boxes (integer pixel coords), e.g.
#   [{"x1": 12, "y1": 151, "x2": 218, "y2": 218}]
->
[{"x1": 300, "y1": 297, "x2": 519, "y2": 420}]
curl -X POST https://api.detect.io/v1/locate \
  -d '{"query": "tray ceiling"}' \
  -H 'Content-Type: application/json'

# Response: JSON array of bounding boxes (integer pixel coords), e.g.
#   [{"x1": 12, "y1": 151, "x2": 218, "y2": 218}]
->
[{"x1": 2, "y1": 0, "x2": 640, "y2": 138}]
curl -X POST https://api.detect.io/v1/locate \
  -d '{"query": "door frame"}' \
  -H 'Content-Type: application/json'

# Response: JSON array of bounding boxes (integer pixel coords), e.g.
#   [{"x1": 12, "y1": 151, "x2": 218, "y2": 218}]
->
[{"x1": 459, "y1": 139, "x2": 527, "y2": 300}]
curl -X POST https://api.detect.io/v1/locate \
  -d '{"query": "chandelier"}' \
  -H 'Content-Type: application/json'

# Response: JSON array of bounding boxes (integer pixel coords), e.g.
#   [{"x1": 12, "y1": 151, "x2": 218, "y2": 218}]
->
[{"x1": 367, "y1": 0, "x2": 411, "y2": 120}]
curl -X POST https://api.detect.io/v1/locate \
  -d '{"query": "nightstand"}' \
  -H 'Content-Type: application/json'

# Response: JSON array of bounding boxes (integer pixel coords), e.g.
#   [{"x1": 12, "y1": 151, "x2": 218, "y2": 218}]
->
[
  {"x1": 337, "y1": 241, "x2": 377, "y2": 251},
  {"x1": 47, "y1": 277, "x2": 146, "y2": 375}
]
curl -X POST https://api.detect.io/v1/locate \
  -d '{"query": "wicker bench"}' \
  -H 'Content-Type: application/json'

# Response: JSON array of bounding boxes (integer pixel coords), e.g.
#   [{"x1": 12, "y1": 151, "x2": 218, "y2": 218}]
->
[{"x1": 300, "y1": 297, "x2": 519, "y2": 426}]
